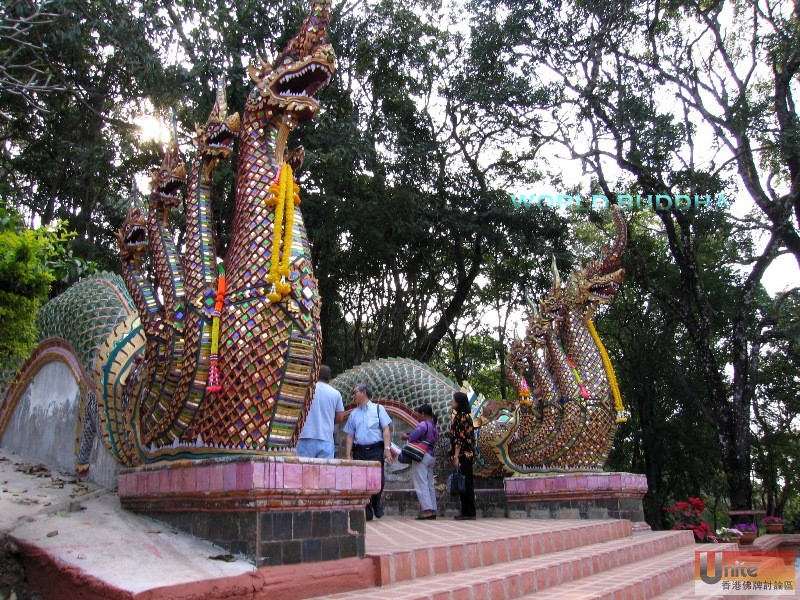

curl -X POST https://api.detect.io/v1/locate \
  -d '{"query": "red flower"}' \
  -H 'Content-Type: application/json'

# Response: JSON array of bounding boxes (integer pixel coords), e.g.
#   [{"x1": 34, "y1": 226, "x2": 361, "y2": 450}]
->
[{"x1": 689, "y1": 497, "x2": 706, "y2": 513}]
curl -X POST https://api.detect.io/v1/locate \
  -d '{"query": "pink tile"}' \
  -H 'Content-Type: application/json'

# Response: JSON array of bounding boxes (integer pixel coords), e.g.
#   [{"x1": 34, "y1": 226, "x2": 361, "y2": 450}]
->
[
  {"x1": 147, "y1": 471, "x2": 159, "y2": 493},
  {"x1": 118, "y1": 475, "x2": 128, "y2": 495},
  {"x1": 319, "y1": 465, "x2": 336, "y2": 490},
  {"x1": 335, "y1": 467, "x2": 352, "y2": 490},
  {"x1": 196, "y1": 467, "x2": 211, "y2": 491},
  {"x1": 302, "y1": 464, "x2": 320, "y2": 489},
  {"x1": 283, "y1": 463, "x2": 303, "y2": 489},
  {"x1": 181, "y1": 467, "x2": 197, "y2": 492},
  {"x1": 222, "y1": 463, "x2": 237, "y2": 490},
  {"x1": 210, "y1": 465, "x2": 224, "y2": 491},
  {"x1": 366, "y1": 466, "x2": 381, "y2": 491},
  {"x1": 236, "y1": 462, "x2": 253, "y2": 489},
  {"x1": 158, "y1": 469, "x2": 170, "y2": 493},
  {"x1": 274, "y1": 462, "x2": 284, "y2": 488},
  {"x1": 253, "y1": 461, "x2": 266, "y2": 488},
  {"x1": 351, "y1": 466, "x2": 367, "y2": 489},
  {"x1": 169, "y1": 470, "x2": 181, "y2": 493}
]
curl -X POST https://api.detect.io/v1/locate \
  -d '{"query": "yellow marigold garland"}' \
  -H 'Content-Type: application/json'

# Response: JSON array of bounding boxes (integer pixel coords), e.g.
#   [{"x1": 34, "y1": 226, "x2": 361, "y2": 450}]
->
[
  {"x1": 206, "y1": 264, "x2": 226, "y2": 393},
  {"x1": 266, "y1": 162, "x2": 300, "y2": 302},
  {"x1": 584, "y1": 317, "x2": 628, "y2": 423}
]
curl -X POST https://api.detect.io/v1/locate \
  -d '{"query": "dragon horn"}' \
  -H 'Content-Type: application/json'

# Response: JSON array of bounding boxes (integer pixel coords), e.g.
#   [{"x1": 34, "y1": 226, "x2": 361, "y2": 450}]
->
[
  {"x1": 209, "y1": 76, "x2": 228, "y2": 121},
  {"x1": 170, "y1": 110, "x2": 178, "y2": 141},
  {"x1": 128, "y1": 179, "x2": 140, "y2": 210},
  {"x1": 609, "y1": 205, "x2": 627, "y2": 261},
  {"x1": 551, "y1": 256, "x2": 562, "y2": 289}
]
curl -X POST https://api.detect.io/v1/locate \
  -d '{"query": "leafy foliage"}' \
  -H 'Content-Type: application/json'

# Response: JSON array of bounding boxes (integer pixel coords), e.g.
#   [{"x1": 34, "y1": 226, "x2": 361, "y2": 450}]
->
[{"x1": 0, "y1": 203, "x2": 92, "y2": 371}]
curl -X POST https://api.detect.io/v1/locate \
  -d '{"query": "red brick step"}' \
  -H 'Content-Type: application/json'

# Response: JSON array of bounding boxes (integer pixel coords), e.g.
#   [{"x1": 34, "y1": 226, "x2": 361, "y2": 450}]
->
[
  {"x1": 528, "y1": 541, "x2": 739, "y2": 600},
  {"x1": 325, "y1": 530, "x2": 701, "y2": 600},
  {"x1": 364, "y1": 518, "x2": 631, "y2": 585}
]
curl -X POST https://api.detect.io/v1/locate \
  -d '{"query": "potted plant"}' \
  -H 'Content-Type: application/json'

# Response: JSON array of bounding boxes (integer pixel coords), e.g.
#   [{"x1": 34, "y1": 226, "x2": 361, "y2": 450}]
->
[
  {"x1": 735, "y1": 523, "x2": 758, "y2": 544},
  {"x1": 662, "y1": 497, "x2": 715, "y2": 543},
  {"x1": 763, "y1": 516, "x2": 784, "y2": 534},
  {"x1": 716, "y1": 527, "x2": 743, "y2": 544}
]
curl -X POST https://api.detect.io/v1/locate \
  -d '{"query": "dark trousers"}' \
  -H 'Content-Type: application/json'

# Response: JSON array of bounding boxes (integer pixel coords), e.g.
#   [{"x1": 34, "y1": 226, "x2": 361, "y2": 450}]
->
[
  {"x1": 353, "y1": 443, "x2": 385, "y2": 511},
  {"x1": 459, "y1": 456, "x2": 476, "y2": 517}
]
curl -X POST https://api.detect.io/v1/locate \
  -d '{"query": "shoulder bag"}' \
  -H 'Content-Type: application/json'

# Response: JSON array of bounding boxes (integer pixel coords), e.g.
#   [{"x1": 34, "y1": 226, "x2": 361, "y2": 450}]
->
[{"x1": 399, "y1": 421, "x2": 431, "y2": 463}]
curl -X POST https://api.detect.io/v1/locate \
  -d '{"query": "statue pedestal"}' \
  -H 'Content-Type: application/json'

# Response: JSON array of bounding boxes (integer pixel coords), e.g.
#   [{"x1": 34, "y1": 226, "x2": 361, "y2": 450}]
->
[
  {"x1": 504, "y1": 472, "x2": 650, "y2": 530},
  {"x1": 118, "y1": 455, "x2": 381, "y2": 566}
]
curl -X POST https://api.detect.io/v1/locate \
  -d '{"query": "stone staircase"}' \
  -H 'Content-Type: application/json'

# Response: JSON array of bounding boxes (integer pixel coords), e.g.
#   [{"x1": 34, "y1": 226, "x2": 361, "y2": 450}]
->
[{"x1": 314, "y1": 517, "x2": 737, "y2": 600}]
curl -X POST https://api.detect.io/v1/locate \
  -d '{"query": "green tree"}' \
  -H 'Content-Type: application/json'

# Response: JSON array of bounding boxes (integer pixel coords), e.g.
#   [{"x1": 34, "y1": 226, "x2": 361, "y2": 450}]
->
[
  {"x1": 0, "y1": 203, "x2": 89, "y2": 373},
  {"x1": 471, "y1": 0, "x2": 800, "y2": 509}
]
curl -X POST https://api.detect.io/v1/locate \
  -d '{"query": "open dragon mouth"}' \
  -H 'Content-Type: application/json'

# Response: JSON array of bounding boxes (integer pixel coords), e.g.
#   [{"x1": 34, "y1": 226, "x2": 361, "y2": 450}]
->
[
  {"x1": 207, "y1": 124, "x2": 236, "y2": 151},
  {"x1": 124, "y1": 225, "x2": 147, "y2": 247},
  {"x1": 158, "y1": 177, "x2": 183, "y2": 199},
  {"x1": 588, "y1": 281, "x2": 620, "y2": 298},
  {"x1": 272, "y1": 60, "x2": 333, "y2": 102},
  {"x1": 529, "y1": 330, "x2": 548, "y2": 343}
]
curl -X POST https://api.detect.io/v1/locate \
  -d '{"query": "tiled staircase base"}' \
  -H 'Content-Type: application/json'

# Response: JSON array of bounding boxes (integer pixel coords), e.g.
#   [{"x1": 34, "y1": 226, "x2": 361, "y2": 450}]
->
[{"x1": 311, "y1": 519, "x2": 734, "y2": 600}]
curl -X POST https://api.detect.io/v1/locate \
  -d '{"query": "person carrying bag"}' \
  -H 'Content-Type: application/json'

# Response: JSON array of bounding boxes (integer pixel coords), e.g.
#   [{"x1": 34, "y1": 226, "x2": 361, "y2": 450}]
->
[
  {"x1": 449, "y1": 392, "x2": 476, "y2": 520},
  {"x1": 401, "y1": 404, "x2": 439, "y2": 520}
]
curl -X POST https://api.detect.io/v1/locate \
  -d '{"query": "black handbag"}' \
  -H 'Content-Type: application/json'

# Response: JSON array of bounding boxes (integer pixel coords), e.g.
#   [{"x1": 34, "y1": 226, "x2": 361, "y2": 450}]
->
[{"x1": 447, "y1": 466, "x2": 466, "y2": 495}]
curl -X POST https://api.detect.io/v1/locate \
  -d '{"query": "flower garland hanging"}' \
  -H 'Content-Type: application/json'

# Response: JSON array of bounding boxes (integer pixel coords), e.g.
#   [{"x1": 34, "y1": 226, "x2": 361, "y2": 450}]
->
[
  {"x1": 584, "y1": 316, "x2": 628, "y2": 422},
  {"x1": 206, "y1": 264, "x2": 226, "y2": 393},
  {"x1": 266, "y1": 162, "x2": 301, "y2": 302},
  {"x1": 518, "y1": 375, "x2": 533, "y2": 407}
]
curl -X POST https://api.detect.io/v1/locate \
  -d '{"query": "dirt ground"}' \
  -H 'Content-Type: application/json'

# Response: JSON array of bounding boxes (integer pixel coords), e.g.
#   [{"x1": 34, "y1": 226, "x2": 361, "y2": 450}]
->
[{"x1": 0, "y1": 536, "x2": 40, "y2": 600}]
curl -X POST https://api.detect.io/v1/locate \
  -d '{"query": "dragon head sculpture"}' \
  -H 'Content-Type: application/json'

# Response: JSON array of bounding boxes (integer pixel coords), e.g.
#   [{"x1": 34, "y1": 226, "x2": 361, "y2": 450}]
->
[
  {"x1": 538, "y1": 259, "x2": 569, "y2": 323},
  {"x1": 195, "y1": 82, "x2": 241, "y2": 182},
  {"x1": 149, "y1": 138, "x2": 186, "y2": 213},
  {"x1": 507, "y1": 338, "x2": 531, "y2": 372},
  {"x1": 117, "y1": 205, "x2": 148, "y2": 263},
  {"x1": 568, "y1": 207, "x2": 627, "y2": 313},
  {"x1": 246, "y1": 0, "x2": 335, "y2": 123},
  {"x1": 525, "y1": 303, "x2": 553, "y2": 348}
]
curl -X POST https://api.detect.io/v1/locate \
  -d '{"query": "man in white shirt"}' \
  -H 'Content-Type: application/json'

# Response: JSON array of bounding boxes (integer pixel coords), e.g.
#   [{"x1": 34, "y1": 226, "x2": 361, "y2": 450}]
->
[
  {"x1": 344, "y1": 383, "x2": 393, "y2": 520},
  {"x1": 296, "y1": 365, "x2": 346, "y2": 459}
]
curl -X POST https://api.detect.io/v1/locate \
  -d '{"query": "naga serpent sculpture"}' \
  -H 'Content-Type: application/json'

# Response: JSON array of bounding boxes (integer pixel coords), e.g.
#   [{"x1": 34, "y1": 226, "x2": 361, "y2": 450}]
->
[
  {"x1": 0, "y1": 0, "x2": 335, "y2": 469},
  {"x1": 330, "y1": 208, "x2": 628, "y2": 476},
  {"x1": 0, "y1": 0, "x2": 627, "y2": 478}
]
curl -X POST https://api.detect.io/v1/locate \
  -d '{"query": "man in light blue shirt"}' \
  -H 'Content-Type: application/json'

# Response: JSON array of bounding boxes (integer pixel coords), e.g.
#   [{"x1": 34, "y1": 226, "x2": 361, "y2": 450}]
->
[
  {"x1": 296, "y1": 365, "x2": 346, "y2": 459},
  {"x1": 344, "y1": 383, "x2": 393, "y2": 520}
]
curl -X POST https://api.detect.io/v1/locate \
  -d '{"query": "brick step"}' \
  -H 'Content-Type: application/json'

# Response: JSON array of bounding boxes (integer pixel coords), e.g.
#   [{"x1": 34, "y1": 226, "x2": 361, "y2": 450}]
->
[
  {"x1": 528, "y1": 541, "x2": 740, "y2": 600},
  {"x1": 325, "y1": 530, "x2": 697, "y2": 599},
  {"x1": 653, "y1": 578, "x2": 736, "y2": 600},
  {"x1": 366, "y1": 519, "x2": 631, "y2": 585}
]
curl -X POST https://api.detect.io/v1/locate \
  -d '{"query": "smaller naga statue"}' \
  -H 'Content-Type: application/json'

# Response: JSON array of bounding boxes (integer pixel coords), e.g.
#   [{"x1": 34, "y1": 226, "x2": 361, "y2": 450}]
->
[{"x1": 330, "y1": 207, "x2": 629, "y2": 477}]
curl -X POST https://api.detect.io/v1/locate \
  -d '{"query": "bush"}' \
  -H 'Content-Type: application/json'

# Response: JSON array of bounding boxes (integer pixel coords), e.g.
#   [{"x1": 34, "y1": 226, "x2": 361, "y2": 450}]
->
[
  {"x1": 0, "y1": 203, "x2": 94, "y2": 372},
  {"x1": 663, "y1": 497, "x2": 716, "y2": 542}
]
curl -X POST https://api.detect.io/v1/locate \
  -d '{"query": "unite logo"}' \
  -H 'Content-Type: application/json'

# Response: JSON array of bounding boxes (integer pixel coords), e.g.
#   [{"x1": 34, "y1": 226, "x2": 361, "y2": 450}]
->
[{"x1": 695, "y1": 550, "x2": 796, "y2": 596}]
